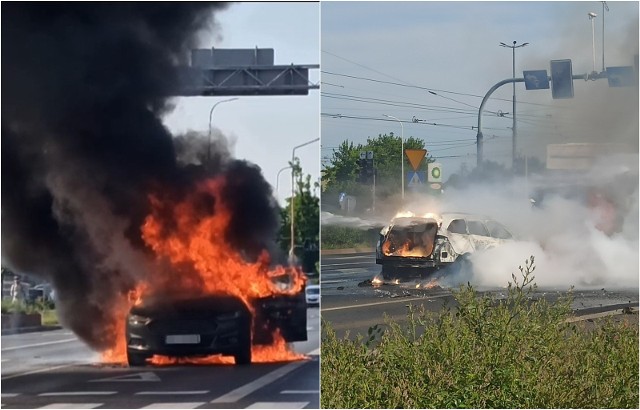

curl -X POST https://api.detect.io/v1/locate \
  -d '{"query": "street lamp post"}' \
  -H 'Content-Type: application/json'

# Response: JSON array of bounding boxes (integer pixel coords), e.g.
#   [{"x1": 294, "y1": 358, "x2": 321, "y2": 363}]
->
[
  {"x1": 383, "y1": 114, "x2": 404, "y2": 200},
  {"x1": 207, "y1": 97, "x2": 239, "y2": 165},
  {"x1": 588, "y1": 12, "x2": 598, "y2": 74},
  {"x1": 500, "y1": 41, "x2": 528, "y2": 169},
  {"x1": 276, "y1": 165, "x2": 292, "y2": 202},
  {"x1": 290, "y1": 138, "x2": 320, "y2": 262}
]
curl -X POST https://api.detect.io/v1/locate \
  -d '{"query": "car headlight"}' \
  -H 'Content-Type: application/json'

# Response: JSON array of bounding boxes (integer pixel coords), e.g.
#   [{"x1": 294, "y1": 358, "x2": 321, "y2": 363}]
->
[
  {"x1": 217, "y1": 311, "x2": 241, "y2": 321},
  {"x1": 128, "y1": 314, "x2": 151, "y2": 326}
]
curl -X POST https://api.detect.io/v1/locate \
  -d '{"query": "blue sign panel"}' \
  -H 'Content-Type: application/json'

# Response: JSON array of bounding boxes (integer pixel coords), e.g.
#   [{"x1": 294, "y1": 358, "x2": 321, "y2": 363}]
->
[
  {"x1": 407, "y1": 171, "x2": 426, "y2": 186},
  {"x1": 523, "y1": 70, "x2": 550, "y2": 90},
  {"x1": 606, "y1": 66, "x2": 636, "y2": 87}
]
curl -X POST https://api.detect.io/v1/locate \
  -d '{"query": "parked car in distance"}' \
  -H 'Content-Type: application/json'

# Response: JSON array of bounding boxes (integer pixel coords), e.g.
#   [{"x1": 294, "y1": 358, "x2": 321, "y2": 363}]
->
[
  {"x1": 376, "y1": 212, "x2": 513, "y2": 280},
  {"x1": 305, "y1": 284, "x2": 320, "y2": 306}
]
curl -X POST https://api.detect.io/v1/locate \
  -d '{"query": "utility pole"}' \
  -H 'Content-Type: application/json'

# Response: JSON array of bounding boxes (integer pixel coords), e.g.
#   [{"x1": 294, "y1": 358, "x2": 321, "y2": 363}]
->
[
  {"x1": 500, "y1": 41, "x2": 528, "y2": 169},
  {"x1": 601, "y1": 2, "x2": 609, "y2": 72}
]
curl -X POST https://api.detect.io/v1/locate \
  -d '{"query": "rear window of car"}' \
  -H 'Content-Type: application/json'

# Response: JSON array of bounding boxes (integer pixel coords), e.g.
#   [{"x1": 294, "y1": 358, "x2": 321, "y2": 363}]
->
[
  {"x1": 307, "y1": 287, "x2": 319, "y2": 295},
  {"x1": 467, "y1": 220, "x2": 490, "y2": 236},
  {"x1": 447, "y1": 219, "x2": 467, "y2": 234},
  {"x1": 485, "y1": 220, "x2": 512, "y2": 239}
]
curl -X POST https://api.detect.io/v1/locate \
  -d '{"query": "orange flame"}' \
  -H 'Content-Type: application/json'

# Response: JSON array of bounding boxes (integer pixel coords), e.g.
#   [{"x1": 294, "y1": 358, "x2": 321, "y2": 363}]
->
[{"x1": 100, "y1": 177, "x2": 306, "y2": 365}]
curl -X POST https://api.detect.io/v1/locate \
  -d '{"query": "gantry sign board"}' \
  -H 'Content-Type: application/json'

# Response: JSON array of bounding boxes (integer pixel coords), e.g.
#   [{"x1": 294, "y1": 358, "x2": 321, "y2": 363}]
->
[{"x1": 177, "y1": 48, "x2": 319, "y2": 96}]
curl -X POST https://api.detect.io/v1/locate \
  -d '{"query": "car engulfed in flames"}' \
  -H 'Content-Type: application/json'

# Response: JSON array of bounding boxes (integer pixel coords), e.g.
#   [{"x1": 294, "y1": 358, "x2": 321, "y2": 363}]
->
[
  {"x1": 376, "y1": 212, "x2": 513, "y2": 280},
  {"x1": 102, "y1": 177, "x2": 308, "y2": 366}
]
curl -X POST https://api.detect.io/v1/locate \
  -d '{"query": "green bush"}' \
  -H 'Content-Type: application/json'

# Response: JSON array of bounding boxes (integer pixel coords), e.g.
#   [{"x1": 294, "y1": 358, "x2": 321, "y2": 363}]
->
[
  {"x1": 321, "y1": 225, "x2": 377, "y2": 249},
  {"x1": 321, "y1": 257, "x2": 639, "y2": 408}
]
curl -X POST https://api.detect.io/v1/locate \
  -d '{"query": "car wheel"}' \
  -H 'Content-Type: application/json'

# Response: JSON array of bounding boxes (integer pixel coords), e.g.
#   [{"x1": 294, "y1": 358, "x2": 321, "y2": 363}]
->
[
  {"x1": 127, "y1": 351, "x2": 150, "y2": 367},
  {"x1": 447, "y1": 254, "x2": 473, "y2": 285},
  {"x1": 381, "y1": 264, "x2": 395, "y2": 280},
  {"x1": 234, "y1": 337, "x2": 252, "y2": 365}
]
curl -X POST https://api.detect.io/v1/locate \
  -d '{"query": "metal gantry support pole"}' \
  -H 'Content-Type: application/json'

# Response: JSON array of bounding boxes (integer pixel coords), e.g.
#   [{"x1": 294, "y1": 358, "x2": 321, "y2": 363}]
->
[
  {"x1": 289, "y1": 138, "x2": 319, "y2": 263},
  {"x1": 383, "y1": 114, "x2": 404, "y2": 200},
  {"x1": 500, "y1": 41, "x2": 528, "y2": 168}
]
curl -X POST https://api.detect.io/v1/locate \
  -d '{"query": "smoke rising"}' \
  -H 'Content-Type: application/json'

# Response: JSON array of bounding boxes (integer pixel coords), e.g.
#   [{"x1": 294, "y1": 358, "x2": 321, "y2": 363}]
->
[
  {"x1": 2, "y1": 3, "x2": 282, "y2": 351},
  {"x1": 395, "y1": 154, "x2": 639, "y2": 290}
]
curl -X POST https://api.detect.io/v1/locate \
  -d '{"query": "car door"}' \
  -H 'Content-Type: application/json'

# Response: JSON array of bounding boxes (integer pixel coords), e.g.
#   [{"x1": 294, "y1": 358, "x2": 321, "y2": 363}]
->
[{"x1": 253, "y1": 290, "x2": 307, "y2": 344}]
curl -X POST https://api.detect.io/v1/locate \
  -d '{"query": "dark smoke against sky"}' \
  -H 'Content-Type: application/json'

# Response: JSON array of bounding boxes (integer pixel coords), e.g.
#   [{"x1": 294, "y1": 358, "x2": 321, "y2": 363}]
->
[{"x1": 1, "y1": 3, "x2": 281, "y2": 351}]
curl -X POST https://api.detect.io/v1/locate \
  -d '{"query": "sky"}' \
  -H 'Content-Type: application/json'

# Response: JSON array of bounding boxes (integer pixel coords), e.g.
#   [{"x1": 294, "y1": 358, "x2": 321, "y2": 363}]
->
[
  {"x1": 162, "y1": 2, "x2": 320, "y2": 205},
  {"x1": 321, "y1": 1, "x2": 639, "y2": 178}
]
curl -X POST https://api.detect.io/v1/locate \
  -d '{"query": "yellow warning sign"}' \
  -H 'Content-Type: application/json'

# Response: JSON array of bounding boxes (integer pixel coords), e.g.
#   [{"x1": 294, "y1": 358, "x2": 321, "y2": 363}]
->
[{"x1": 405, "y1": 149, "x2": 427, "y2": 171}]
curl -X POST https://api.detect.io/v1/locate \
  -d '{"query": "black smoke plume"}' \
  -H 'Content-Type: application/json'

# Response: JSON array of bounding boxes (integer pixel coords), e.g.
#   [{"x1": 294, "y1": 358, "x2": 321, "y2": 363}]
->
[{"x1": 1, "y1": 3, "x2": 281, "y2": 351}]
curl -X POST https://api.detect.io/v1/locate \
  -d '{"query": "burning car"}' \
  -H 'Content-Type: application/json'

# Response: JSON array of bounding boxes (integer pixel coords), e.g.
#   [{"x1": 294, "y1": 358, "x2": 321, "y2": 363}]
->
[
  {"x1": 126, "y1": 290, "x2": 307, "y2": 366},
  {"x1": 375, "y1": 212, "x2": 512, "y2": 280}
]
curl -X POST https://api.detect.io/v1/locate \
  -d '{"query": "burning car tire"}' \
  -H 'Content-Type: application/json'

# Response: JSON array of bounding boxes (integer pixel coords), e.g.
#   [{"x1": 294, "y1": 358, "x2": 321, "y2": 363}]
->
[
  {"x1": 233, "y1": 333, "x2": 252, "y2": 365},
  {"x1": 127, "y1": 351, "x2": 151, "y2": 367}
]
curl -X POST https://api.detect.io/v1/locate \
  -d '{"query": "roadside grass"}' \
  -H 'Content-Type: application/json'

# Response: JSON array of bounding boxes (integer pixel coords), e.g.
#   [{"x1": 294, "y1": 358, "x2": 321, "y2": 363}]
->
[
  {"x1": 321, "y1": 257, "x2": 639, "y2": 409},
  {"x1": 321, "y1": 225, "x2": 376, "y2": 249}
]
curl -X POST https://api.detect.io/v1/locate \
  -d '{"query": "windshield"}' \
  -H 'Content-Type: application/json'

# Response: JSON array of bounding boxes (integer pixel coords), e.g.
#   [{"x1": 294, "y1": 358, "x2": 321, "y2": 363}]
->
[{"x1": 307, "y1": 287, "x2": 320, "y2": 295}]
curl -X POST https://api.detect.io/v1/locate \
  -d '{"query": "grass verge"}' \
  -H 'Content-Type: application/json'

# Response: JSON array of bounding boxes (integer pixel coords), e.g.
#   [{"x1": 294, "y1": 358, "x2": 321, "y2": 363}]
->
[
  {"x1": 321, "y1": 256, "x2": 639, "y2": 408},
  {"x1": 321, "y1": 225, "x2": 377, "y2": 249}
]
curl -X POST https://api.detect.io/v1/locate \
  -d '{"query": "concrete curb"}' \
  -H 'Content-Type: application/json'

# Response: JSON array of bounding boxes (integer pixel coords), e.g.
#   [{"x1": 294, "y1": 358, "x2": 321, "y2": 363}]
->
[
  {"x1": 1, "y1": 325, "x2": 63, "y2": 336},
  {"x1": 321, "y1": 248, "x2": 375, "y2": 256}
]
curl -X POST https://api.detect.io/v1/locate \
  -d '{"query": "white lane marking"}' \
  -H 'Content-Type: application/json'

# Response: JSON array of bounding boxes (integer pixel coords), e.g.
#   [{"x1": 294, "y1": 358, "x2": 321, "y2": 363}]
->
[
  {"x1": 322, "y1": 255, "x2": 373, "y2": 260},
  {"x1": 1, "y1": 338, "x2": 77, "y2": 352},
  {"x1": 328, "y1": 268, "x2": 366, "y2": 274},
  {"x1": 90, "y1": 371, "x2": 160, "y2": 382},
  {"x1": 247, "y1": 402, "x2": 309, "y2": 409},
  {"x1": 281, "y1": 390, "x2": 319, "y2": 394},
  {"x1": 39, "y1": 392, "x2": 116, "y2": 396},
  {"x1": 37, "y1": 404, "x2": 102, "y2": 409},
  {"x1": 319, "y1": 280, "x2": 347, "y2": 285},
  {"x1": 1, "y1": 394, "x2": 19, "y2": 398},
  {"x1": 321, "y1": 295, "x2": 449, "y2": 312},
  {"x1": 211, "y1": 361, "x2": 306, "y2": 404},
  {"x1": 307, "y1": 348, "x2": 320, "y2": 355},
  {"x1": 322, "y1": 261, "x2": 372, "y2": 267},
  {"x1": 1, "y1": 364, "x2": 75, "y2": 381},
  {"x1": 141, "y1": 403, "x2": 204, "y2": 409},
  {"x1": 1, "y1": 359, "x2": 10, "y2": 363},
  {"x1": 135, "y1": 391, "x2": 209, "y2": 395}
]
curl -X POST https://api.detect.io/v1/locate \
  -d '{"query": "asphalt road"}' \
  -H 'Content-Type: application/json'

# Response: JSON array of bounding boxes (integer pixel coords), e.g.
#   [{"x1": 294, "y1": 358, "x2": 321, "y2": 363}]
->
[
  {"x1": 321, "y1": 252, "x2": 639, "y2": 338},
  {"x1": 0, "y1": 308, "x2": 319, "y2": 409}
]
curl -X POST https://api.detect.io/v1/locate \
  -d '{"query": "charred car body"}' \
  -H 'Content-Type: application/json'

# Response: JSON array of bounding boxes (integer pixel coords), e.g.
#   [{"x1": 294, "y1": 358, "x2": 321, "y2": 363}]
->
[
  {"x1": 376, "y1": 212, "x2": 512, "y2": 279},
  {"x1": 126, "y1": 290, "x2": 307, "y2": 366}
]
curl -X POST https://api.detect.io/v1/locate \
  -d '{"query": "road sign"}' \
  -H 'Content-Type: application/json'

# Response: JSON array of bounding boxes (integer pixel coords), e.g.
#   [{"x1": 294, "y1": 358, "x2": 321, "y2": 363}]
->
[
  {"x1": 606, "y1": 66, "x2": 636, "y2": 87},
  {"x1": 366, "y1": 151, "x2": 374, "y2": 159},
  {"x1": 428, "y1": 162, "x2": 442, "y2": 183},
  {"x1": 405, "y1": 149, "x2": 427, "y2": 171},
  {"x1": 407, "y1": 171, "x2": 426, "y2": 187},
  {"x1": 550, "y1": 59, "x2": 574, "y2": 99},
  {"x1": 523, "y1": 70, "x2": 550, "y2": 90},
  {"x1": 359, "y1": 151, "x2": 366, "y2": 159}
]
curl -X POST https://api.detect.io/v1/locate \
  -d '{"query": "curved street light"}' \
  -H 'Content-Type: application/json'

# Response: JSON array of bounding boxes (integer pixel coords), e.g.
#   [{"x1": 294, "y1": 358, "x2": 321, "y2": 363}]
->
[
  {"x1": 383, "y1": 114, "x2": 404, "y2": 200},
  {"x1": 290, "y1": 137, "x2": 320, "y2": 262},
  {"x1": 276, "y1": 165, "x2": 292, "y2": 202},
  {"x1": 207, "y1": 97, "x2": 239, "y2": 165}
]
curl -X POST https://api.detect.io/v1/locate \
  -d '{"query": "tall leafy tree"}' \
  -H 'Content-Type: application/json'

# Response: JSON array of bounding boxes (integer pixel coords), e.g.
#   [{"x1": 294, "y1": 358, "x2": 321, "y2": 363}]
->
[
  {"x1": 278, "y1": 158, "x2": 319, "y2": 252},
  {"x1": 322, "y1": 132, "x2": 434, "y2": 200}
]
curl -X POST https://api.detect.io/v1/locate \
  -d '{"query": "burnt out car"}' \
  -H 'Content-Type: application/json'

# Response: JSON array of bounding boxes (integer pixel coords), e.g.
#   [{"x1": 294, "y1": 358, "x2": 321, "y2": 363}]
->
[
  {"x1": 375, "y1": 212, "x2": 512, "y2": 280},
  {"x1": 126, "y1": 291, "x2": 307, "y2": 366}
]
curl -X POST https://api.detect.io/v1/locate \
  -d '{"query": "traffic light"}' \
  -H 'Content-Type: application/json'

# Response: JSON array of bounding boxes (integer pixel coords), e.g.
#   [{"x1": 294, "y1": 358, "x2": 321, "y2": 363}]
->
[{"x1": 550, "y1": 59, "x2": 574, "y2": 99}]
